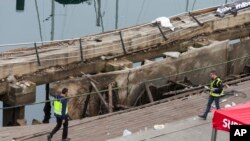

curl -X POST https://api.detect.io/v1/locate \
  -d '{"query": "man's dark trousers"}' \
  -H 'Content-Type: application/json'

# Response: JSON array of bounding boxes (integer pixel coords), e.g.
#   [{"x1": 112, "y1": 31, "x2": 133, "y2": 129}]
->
[
  {"x1": 203, "y1": 95, "x2": 220, "y2": 118},
  {"x1": 50, "y1": 116, "x2": 68, "y2": 139}
]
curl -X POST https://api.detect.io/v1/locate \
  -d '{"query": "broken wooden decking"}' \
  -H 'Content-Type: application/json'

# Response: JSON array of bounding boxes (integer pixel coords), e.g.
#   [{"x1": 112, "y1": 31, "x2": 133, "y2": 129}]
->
[
  {"x1": 1, "y1": 3, "x2": 250, "y2": 128},
  {"x1": 0, "y1": 79, "x2": 249, "y2": 141},
  {"x1": 50, "y1": 39, "x2": 250, "y2": 119}
]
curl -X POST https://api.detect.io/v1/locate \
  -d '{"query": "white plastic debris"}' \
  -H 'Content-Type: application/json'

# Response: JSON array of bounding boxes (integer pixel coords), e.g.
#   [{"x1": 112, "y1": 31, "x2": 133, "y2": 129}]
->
[
  {"x1": 100, "y1": 56, "x2": 106, "y2": 60},
  {"x1": 122, "y1": 129, "x2": 132, "y2": 136},
  {"x1": 204, "y1": 86, "x2": 210, "y2": 90},
  {"x1": 7, "y1": 75, "x2": 17, "y2": 83},
  {"x1": 232, "y1": 102, "x2": 236, "y2": 106},
  {"x1": 153, "y1": 124, "x2": 165, "y2": 130},
  {"x1": 20, "y1": 84, "x2": 27, "y2": 89},
  {"x1": 15, "y1": 82, "x2": 20, "y2": 85},
  {"x1": 212, "y1": 104, "x2": 215, "y2": 108},
  {"x1": 24, "y1": 81, "x2": 31, "y2": 87},
  {"x1": 221, "y1": 99, "x2": 227, "y2": 103},
  {"x1": 225, "y1": 104, "x2": 232, "y2": 108},
  {"x1": 163, "y1": 52, "x2": 180, "y2": 58},
  {"x1": 151, "y1": 17, "x2": 175, "y2": 31}
]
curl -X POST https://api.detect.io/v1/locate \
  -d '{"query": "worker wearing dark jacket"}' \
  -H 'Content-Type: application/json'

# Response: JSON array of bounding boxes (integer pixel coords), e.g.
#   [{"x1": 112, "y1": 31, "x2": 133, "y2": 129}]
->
[
  {"x1": 199, "y1": 70, "x2": 224, "y2": 120},
  {"x1": 48, "y1": 88, "x2": 70, "y2": 141}
]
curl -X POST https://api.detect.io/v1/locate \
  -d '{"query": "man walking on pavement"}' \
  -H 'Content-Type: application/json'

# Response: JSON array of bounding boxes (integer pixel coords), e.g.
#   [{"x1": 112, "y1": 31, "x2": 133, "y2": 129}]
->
[
  {"x1": 48, "y1": 88, "x2": 70, "y2": 141},
  {"x1": 199, "y1": 70, "x2": 224, "y2": 120}
]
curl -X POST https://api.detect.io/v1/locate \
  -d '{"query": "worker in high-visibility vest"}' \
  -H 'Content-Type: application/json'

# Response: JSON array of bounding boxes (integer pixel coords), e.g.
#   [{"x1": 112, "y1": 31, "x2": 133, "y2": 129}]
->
[
  {"x1": 48, "y1": 88, "x2": 70, "y2": 141},
  {"x1": 199, "y1": 70, "x2": 224, "y2": 120}
]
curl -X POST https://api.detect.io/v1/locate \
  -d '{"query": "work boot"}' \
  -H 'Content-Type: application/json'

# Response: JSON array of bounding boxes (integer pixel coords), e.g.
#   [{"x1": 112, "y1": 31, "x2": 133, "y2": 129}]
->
[
  {"x1": 62, "y1": 138, "x2": 70, "y2": 141},
  {"x1": 198, "y1": 115, "x2": 206, "y2": 120},
  {"x1": 47, "y1": 134, "x2": 52, "y2": 141}
]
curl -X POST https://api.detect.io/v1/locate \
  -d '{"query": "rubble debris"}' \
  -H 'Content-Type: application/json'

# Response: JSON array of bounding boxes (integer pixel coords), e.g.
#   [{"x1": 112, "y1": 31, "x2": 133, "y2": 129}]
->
[
  {"x1": 153, "y1": 124, "x2": 165, "y2": 130},
  {"x1": 225, "y1": 104, "x2": 232, "y2": 108},
  {"x1": 163, "y1": 52, "x2": 180, "y2": 58},
  {"x1": 101, "y1": 56, "x2": 106, "y2": 60},
  {"x1": 32, "y1": 119, "x2": 42, "y2": 125},
  {"x1": 122, "y1": 129, "x2": 132, "y2": 136},
  {"x1": 16, "y1": 119, "x2": 27, "y2": 126},
  {"x1": 7, "y1": 75, "x2": 17, "y2": 83},
  {"x1": 232, "y1": 102, "x2": 236, "y2": 106}
]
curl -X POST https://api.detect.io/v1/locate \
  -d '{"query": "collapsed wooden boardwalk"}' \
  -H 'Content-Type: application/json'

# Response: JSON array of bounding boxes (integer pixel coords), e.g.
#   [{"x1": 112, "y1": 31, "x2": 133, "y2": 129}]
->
[
  {"x1": 1, "y1": 6, "x2": 250, "y2": 95},
  {"x1": 0, "y1": 79, "x2": 249, "y2": 141},
  {"x1": 1, "y1": 4, "x2": 250, "y2": 127}
]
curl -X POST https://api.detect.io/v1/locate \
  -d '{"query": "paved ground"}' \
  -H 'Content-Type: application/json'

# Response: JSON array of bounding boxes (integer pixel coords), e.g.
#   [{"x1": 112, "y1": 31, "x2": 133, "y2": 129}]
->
[
  {"x1": 108, "y1": 113, "x2": 229, "y2": 141},
  {"x1": 0, "y1": 81, "x2": 249, "y2": 141}
]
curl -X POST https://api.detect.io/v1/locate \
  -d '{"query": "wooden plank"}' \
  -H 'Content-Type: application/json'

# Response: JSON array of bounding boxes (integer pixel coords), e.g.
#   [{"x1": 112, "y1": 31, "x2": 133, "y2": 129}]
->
[
  {"x1": 168, "y1": 80, "x2": 190, "y2": 87},
  {"x1": 0, "y1": 10, "x2": 249, "y2": 82},
  {"x1": 3, "y1": 82, "x2": 249, "y2": 141},
  {"x1": 163, "y1": 86, "x2": 203, "y2": 96},
  {"x1": 0, "y1": 9, "x2": 250, "y2": 96},
  {"x1": 133, "y1": 89, "x2": 145, "y2": 106},
  {"x1": 108, "y1": 84, "x2": 113, "y2": 113},
  {"x1": 90, "y1": 81, "x2": 109, "y2": 110},
  {"x1": 145, "y1": 83, "x2": 154, "y2": 102},
  {"x1": 81, "y1": 95, "x2": 90, "y2": 118}
]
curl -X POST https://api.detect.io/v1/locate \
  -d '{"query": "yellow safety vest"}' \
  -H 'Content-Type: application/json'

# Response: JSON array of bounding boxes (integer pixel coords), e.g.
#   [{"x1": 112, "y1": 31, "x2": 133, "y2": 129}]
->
[
  {"x1": 210, "y1": 78, "x2": 224, "y2": 97},
  {"x1": 53, "y1": 99, "x2": 68, "y2": 116}
]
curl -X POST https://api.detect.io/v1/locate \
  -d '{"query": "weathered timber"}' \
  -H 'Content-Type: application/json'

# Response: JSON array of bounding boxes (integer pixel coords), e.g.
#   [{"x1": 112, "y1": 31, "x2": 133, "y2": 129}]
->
[
  {"x1": 168, "y1": 80, "x2": 190, "y2": 88},
  {"x1": 16, "y1": 119, "x2": 27, "y2": 126},
  {"x1": 163, "y1": 86, "x2": 203, "y2": 96},
  {"x1": 51, "y1": 40, "x2": 241, "y2": 119},
  {"x1": 145, "y1": 83, "x2": 154, "y2": 102},
  {"x1": 108, "y1": 84, "x2": 113, "y2": 113},
  {"x1": 1, "y1": 7, "x2": 250, "y2": 123},
  {"x1": 105, "y1": 59, "x2": 133, "y2": 72},
  {"x1": 0, "y1": 7, "x2": 250, "y2": 86},
  {"x1": 1, "y1": 80, "x2": 250, "y2": 141},
  {"x1": 133, "y1": 89, "x2": 145, "y2": 106},
  {"x1": 0, "y1": 61, "x2": 105, "y2": 95},
  {"x1": 5, "y1": 81, "x2": 36, "y2": 106},
  {"x1": 81, "y1": 95, "x2": 90, "y2": 118},
  {"x1": 89, "y1": 81, "x2": 109, "y2": 110},
  {"x1": 1, "y1": 17, "x2": 250, "y2": 96},
  {"x1": 3, "y1": 103, "x2": 25, "y2": 126}
]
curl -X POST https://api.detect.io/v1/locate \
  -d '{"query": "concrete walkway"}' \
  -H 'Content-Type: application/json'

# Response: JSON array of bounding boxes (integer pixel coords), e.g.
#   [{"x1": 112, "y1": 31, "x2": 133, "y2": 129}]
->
[{"x1": 108, "y1": 114, "x2": 228, "y2": 141}]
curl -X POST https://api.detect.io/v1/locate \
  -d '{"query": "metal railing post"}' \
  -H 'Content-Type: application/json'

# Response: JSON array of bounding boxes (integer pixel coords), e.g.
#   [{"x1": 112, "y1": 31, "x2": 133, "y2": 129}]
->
[
  {"x1": 156, "y1": 22, "x2": 168, "y2": 41},
  {"x1": 119, "y1": 31, "x2": 127, "y2": 55},
  {"x1": 79, "y1": 38, "x2": 84, "y2": 62},
  {"x1": 34, "y1": 42, "x2": 41, "y2": 66},
  {"x1": 211, "y1": 128, "x2": 217, "y2": 141}
]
